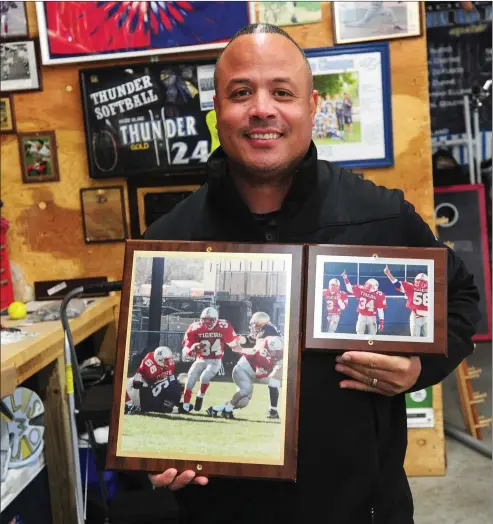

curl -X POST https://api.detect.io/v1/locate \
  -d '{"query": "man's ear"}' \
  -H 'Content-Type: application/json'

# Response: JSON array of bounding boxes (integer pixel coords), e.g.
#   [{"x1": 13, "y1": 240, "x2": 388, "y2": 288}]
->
[
  {"x1": 213, "y1": 95, "x2": 219, "y2": 128},
  {"x1": 310, "y1": 90, "x2": 319, "y2": 124}
]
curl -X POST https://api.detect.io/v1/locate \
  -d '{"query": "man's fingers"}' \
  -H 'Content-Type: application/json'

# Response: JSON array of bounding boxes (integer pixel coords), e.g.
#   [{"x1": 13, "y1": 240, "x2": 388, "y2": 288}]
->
[
  {"x1": 339, "y1": 351, "x2": 407, "y2": 372},
  {"x1": 339, "y1": 379, "x2": 392, "y2": 396},
  {"x1": 335, "y1": 364, "x2": 400, "y2": 393},
  {"x1": 149, "y1": 469, "x2": 209, "y2": 491}
]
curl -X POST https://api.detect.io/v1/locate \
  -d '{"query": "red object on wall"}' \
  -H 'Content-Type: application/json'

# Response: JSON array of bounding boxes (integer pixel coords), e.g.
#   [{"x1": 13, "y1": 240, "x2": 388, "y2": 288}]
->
[{"x1": 0, "y1": 217, "x2": 15, "y2": 311}]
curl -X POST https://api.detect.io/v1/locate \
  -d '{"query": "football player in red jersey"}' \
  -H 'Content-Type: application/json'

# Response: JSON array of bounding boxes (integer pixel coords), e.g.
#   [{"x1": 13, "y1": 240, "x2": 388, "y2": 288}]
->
[
  {"x1": 125, "y1": 346, "x2": 183, "y2": 414},
  {"x1": 384, "y1": 265, "x2": 429, "y2": 337},
  {"x1": 181, "y1": 306, "x2": 242, "y2": 413},
  {"x1": 206, "y1": 335, "x2": 284, "y2": 420},
  {"x1": 322, "y1": 278, "x2": 349, "y2": 333},
  {"x1": 342, "y1": 271, "x2": 387, "y2": 335}
]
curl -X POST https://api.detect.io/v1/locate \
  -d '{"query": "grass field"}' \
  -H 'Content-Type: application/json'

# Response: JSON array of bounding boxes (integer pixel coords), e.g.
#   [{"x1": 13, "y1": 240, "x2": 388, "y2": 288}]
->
[
  {"x1": 120, "y1": 381, "x2": 283, "y2": 463},
  {"x1": 314, "y1": 121, "x2": 362, "y2": 145}
]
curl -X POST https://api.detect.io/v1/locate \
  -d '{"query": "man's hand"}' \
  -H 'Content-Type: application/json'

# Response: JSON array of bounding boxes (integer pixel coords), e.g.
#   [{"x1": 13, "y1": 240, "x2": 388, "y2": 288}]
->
[
  {"x1": 149, "y1": 469, "x2": 208, "y2": 491},
  {"x1": 335, "y1": 352, "x2": 421, "y2": 396}
]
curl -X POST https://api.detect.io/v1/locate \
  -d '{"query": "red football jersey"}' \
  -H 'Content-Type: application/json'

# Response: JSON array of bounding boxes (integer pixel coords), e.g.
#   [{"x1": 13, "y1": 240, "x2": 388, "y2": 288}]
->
[
  {"x1": 135, "y1": 352, "x2": 175, "y2": 386},
  {"x1": 245, "y1": 345, "x2": 276, "y2": 379},
  {"x1": 401, "y1": 281, "x2": 429, "y2": 315},
  {"x1": 323, "y1": 289, "x2": 349, "y2": 315},
  {"x1": 352, "y1": 287, "x2": 387, "y2": 316},
  {"x1": 183, "y1": 319, "x2": 238, "y2": 360}
]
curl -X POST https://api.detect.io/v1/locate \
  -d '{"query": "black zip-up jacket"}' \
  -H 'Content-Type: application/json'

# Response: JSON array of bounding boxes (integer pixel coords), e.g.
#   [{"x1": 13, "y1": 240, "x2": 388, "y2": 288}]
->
[{"x1": 145, "y1": 144, "x2": 480, "y2": 524}]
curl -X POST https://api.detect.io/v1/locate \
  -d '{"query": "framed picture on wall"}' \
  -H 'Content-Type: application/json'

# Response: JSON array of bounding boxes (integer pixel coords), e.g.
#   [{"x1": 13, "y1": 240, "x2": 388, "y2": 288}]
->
[
  {"x1": 0, "y1": 1, "x2": 29, "y2": 40},
  {"x1": 80, "y1": 186, "x2": 128, "y2": 244},
  {"x1": 256, "y1": 2, "x2": 322, "y2": 26},
  {"x1": 80, "y1": 59, "x2": 220, "y2": 179},
  {"x1": 0, "y1": 38, "x2": 42, "y2": 93},
  {"x1": 36, "y1": 2, "x2": 255, "y2": 66},
  {"x1": 304, "y1": 244, "x2": 447, "y2": 355},
  {"x1": 0, "y1": 94, "x2": 16, "y2": 134},
  {"x1": 107, "y1": 240, "x2": 303, "y2": 480},
  {"x1": 332, "y1": 2, "x2": 422, "y2": 45},
  {"x1": 306, "y1": 42, "x2": 394, "y2": 169},
  {"x1": 136, "y1": 185, "x2": 201, "y2": 237},
  {"x1": 17, "y1": 131, "x2": 60, "y2": 183}
]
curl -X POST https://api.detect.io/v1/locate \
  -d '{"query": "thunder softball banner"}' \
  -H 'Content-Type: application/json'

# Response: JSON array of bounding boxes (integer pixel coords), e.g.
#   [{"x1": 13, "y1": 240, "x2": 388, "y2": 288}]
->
[
  {"x1": 80, "y1": 60, "x2": 218, "y2": 179},
  {"x1": 37, "y1": 1, "x2": 253, "y2": 65}
]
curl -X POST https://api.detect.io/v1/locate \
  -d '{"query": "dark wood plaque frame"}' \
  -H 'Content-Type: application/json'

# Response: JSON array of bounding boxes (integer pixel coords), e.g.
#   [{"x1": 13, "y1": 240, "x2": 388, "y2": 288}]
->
[
  {"x1": 304, "y1": 244, "x2": 447, "y2": 356},
  {"x1": 107, "y1": 240, "x2": 304, "y2": 480}
]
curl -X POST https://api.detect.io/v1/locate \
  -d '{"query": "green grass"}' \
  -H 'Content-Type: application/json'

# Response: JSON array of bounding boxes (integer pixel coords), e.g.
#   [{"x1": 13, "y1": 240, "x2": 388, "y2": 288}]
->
[
  {"x1": 314, "y1": 121, "x2": 362, "y2": 145},
  {"x1": 120, "y1": 381, "x2": 283, "y2": 464}
]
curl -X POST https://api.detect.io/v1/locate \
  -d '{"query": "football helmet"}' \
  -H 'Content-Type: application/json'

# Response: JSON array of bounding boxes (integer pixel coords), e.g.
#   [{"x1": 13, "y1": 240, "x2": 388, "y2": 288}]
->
[
  {"x1": 414, "y1": 273, "x2": 428, "y2": 290},
  {"x1": 364, "y1": 278, "x2": 379, "y2": 293},
  {"x1": 328, "y1": 278, "x2": 340, "y2": 293},
  {"x1": 250, "y1": 311, "x2": 271, "y2": 338},
  {"x1": 153, "y1": 346, "x2": 174, "y2": 368},
  {"x1": 200, "y1": 307, "x2": 219, "y2": 330}
]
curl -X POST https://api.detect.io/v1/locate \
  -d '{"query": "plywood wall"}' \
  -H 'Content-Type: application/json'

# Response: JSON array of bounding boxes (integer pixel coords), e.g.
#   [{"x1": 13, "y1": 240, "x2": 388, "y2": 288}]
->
[{"x1": 1, "y1": 2, "x2": 433, "y2": 293}]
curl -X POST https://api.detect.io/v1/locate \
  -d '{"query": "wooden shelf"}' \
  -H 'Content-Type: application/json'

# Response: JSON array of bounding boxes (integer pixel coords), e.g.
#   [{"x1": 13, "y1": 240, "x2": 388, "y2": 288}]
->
[{"x1": 1, "y1": 453, "x2": 46, "y2": 513}]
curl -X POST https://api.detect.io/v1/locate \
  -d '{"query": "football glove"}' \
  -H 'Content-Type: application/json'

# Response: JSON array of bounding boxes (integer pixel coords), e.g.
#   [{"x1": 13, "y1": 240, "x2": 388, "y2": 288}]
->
[{"x1": 133, "y1": 380, "x2": 143, "y2": 389}]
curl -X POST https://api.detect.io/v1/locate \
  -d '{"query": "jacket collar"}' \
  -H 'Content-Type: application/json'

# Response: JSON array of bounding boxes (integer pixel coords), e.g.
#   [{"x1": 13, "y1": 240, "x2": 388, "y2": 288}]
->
[{"x1": 206, "y1": 142, "x2": 319, "y2": 218}]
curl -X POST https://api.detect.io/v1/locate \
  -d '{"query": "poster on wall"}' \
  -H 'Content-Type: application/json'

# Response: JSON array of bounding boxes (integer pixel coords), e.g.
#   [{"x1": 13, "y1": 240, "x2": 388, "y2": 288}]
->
[
  {"x1": 257, "y1": 2, "x2": 322, "y2": 26},
  {"x1": 80, "y1": 60, "x2": 219, "y2": 179},
  {"x1": 426, "y1": 1, "x2": 492, "y2": 136},
  {"x1": 306, "y1": 42, "x2": 394, "y2": 169},
  {"x1": 35, "y1": 1, "x2": 254, "y2": 66},
  {"x1": 406, "y1": 387, "x2": 434, "y2": 428}
]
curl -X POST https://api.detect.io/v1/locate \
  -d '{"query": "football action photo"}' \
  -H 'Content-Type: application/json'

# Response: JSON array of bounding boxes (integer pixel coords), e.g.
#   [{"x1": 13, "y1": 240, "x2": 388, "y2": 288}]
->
[
  {"x1": 109, "y1": 242, "x2": 304, "y2": 480},
  {"x1": 313, "y1": 254, "x2": 434, "y2": 342}
]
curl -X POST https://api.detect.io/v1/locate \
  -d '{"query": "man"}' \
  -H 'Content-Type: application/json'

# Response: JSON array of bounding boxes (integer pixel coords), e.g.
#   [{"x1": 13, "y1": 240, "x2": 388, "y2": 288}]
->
[
  {"x1": 0, "y1": 2, "x2": 18, "y2": 37},
  {"x1": 248, "y1": 311, "x2": 283, "y2": 417},
  {"x1": 342, "y1": 272, "x2": 387, "y2": 335},
  {"x1": 323, "y1": 277, "x2": 349, "y2": 333},
  {"x1": 145, "y1": 24, "x2": 479, "y2": 524},
  {"x1": 125, "y1": 346, "x2": 182, "y2": 415},
  {"x1": 345, "y1": 1, "x2": 404, "y2": 31},
  {"x1": 181, "y1": 306, "x2": 242, "y2": 413},
  {"x1": 334, "y1": 93, "x2": 344, "y2": 132},
  {"x1": 342, "y1": 92, "x2": 353, "y2": 135},
  {"x1": 26, "y1": 139, "x2": 51, "y2": 177},
  {"x1": 207, "y1": 335, "x2": 284, "y2": 420},
  {"x1": 384, "y1": 265, "x2": 429, "y2": 337}
]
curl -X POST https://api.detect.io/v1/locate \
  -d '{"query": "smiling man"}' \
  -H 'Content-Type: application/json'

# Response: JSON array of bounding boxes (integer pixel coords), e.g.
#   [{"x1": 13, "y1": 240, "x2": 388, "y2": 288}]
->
[{"x1": 144, "y1": 24, "x2": 479, "y2": 524}]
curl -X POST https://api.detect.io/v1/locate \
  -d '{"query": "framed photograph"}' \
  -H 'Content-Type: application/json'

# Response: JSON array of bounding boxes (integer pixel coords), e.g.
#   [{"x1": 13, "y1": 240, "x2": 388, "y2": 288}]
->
[
  {"x1": 332, "y1": 2, "x2": 422, "y2": 45},
  {"x1": 0, "y1": 38, "x2": 42, "y2": 93},
  {"x1": 0, "y1": 1, "x2": 28, "y2": 39},
  {"x1": 0, "y1": 94, "x2": 16, "y2": 134},
  {"x1": 136, "y1": 185, "x2": 201, "y2": 237},
  {"x1": 80, "y1": 59, "x2": 219, "y2": 179},
  {"x1": 17, "y1": 131, "x2": 60, "y2": 183},
  {"x1": 80, "y1": 186, "x2": 128, "y2": 244},
  {"x1": 36, "y1": 2, "x2": 255, "y2": 66},
  {"x1": 305, "y1": 245, "x2": 447, "y2": 355},
  {"x1": 307, "y1": 42, "x2": 394, "y2": 169},
  {"x1": 107, "y1": 241, "x2": 303, "y2": 480},
  {"x1": 257, "y1": 2, "x2": 322, "y2": 26}
]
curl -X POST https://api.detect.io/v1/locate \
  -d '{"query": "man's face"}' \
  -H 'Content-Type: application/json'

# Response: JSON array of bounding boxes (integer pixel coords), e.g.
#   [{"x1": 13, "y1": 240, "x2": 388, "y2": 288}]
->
[{"x1": 214, "y1": 34, "x2": 317, "y2": 179}]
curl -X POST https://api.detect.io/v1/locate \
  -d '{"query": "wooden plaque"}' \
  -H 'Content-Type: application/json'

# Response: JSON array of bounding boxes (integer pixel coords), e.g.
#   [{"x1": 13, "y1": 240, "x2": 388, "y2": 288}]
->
[
  {"x1": 305, "y1": 245, "x2": 447, "y2": 355},
  {"x1": 107, "y1": 240, "x2": 304, "y2": 480}
]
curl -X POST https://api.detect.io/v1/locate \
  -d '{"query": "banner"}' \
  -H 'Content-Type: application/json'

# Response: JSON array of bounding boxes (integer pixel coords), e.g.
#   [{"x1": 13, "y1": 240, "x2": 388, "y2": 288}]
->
[
  {"x1": 80, "y1": 61, "x2": 219, "y2": 179},
  {"x1": 426, "y1": 2, "x2": 492, "y2": 136}
]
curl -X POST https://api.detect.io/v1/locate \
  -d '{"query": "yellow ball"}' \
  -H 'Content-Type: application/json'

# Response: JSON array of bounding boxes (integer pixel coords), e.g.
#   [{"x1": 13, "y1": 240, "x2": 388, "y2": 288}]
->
[{"x1": 8, "y1": 301, "x2": 27, "y2": 320}]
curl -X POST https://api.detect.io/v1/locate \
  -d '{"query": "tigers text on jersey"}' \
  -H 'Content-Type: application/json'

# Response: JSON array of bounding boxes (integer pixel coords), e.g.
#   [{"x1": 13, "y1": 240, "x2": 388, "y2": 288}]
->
[
  {"x1": 352, "y1": 287, "x2": 387, "y2": 316},
  {"x1": 401, "y1": 281, "x2": 429, "y2": 316},
  {"x1": 135, "y1": 351, "x2": 175, "y2": 385},
  {"x1": 183, "y1": 319, "x2": 237, "y2": 359},
  {"x1": 323, "y1": 289, "x2": 349, "y2": 315}
]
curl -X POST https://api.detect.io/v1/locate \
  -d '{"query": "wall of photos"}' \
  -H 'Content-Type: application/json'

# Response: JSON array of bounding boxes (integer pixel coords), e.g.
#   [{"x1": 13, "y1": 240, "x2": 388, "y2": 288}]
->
[{"x1": 1, "y1": 1, "x2": 433, "y2": 290}]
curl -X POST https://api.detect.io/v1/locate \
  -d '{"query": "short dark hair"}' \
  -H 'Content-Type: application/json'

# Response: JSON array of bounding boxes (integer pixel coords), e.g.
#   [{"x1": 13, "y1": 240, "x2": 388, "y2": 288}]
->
[{"x1": 214, "y1": 23, "x2": 313, "y2": 91}]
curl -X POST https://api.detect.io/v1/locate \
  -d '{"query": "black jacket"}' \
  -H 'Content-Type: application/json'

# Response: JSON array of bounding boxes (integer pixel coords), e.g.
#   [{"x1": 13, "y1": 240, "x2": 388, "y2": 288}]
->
[{"x1": 145, "y1": 144, "x2": 480, "y2": 524}]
